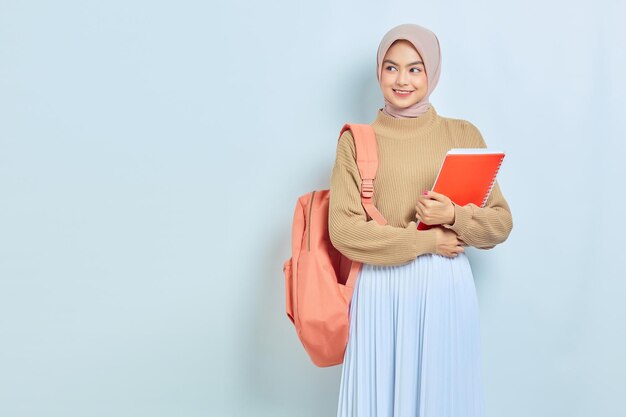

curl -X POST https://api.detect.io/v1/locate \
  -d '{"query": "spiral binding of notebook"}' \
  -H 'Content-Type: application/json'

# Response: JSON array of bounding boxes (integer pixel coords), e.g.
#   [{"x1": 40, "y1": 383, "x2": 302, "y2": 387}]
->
[{"x1": 480, "y1": 155, "x2": 505, "y2": 207}]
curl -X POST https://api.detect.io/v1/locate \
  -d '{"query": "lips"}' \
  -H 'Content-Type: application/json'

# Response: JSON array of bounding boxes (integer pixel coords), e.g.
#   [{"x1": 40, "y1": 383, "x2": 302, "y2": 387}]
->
[{"x1": 393, "y1": 89, "x2": 414, "y2": 97}]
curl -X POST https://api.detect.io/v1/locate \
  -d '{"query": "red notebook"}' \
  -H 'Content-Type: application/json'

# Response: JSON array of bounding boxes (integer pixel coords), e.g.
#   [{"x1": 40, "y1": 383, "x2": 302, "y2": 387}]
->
[{"x1": 417, "y1": 148, "x2": 505, "y2": 231}]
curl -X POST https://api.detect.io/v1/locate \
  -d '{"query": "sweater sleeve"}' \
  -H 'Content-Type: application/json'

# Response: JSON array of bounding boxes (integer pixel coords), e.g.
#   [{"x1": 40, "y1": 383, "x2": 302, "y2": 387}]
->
[
  {"x1": 442, "y1": 123, "x2": 513, "y2": 249},
  {"x1": 328, "y1": 130, "x2": 438, "y2": 266}
]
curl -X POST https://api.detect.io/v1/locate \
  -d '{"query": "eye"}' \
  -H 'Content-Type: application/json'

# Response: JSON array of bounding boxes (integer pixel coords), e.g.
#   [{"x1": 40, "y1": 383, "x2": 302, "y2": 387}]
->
[
  {"x1": 385, "y1": 65, "x2": 397, "y2": 72},
  {"x1": 410, "y1": 67, "x2": 423, "y2": 73}
]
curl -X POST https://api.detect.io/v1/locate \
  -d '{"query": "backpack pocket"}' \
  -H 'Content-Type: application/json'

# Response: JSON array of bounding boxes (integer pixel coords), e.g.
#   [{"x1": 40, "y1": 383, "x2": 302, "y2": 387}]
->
[{"x1": 283, "y1": 258, "x2": 295, "y2": 324}]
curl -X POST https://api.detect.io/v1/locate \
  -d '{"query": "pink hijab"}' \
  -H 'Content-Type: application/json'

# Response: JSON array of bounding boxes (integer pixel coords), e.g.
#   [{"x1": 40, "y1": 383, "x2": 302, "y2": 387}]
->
[{"x1": 376, "y1": 24, "x2": 442, "y2": 118}]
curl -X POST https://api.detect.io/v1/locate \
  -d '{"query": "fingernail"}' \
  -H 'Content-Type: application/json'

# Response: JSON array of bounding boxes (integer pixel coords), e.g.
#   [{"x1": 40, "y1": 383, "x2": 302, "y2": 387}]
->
[{"x1": 423, "y1": 191, "x2": 428, "y2": 196}]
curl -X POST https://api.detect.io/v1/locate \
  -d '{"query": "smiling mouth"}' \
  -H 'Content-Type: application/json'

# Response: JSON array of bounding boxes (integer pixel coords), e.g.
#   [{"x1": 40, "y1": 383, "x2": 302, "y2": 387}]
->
[{"x1": 393, "y1": 89, "x2": 414, "y2": 96}]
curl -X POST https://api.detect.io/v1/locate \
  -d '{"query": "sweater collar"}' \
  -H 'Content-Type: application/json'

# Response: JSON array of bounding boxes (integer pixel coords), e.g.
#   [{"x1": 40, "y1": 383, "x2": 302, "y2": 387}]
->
[{"x1": 371, "y1": 105, "x2": 439, "y2": 138}]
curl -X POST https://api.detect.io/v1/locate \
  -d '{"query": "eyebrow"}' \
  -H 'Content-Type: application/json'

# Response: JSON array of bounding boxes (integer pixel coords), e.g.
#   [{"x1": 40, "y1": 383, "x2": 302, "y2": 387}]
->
[{"x1": 383, "y1": 59, "x2": 424, "y2": 66}]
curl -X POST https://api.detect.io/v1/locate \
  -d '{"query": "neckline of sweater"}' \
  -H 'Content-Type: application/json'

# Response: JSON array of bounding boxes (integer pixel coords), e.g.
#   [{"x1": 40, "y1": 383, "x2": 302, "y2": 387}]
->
[{"x1": 371, "y1": 105, "x2": 439, "y2": 139}]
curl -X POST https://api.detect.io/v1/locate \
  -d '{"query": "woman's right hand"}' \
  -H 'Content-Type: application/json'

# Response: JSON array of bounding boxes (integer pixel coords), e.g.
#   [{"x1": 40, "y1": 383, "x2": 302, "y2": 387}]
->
[{"x1": 433, "y1": 227, "x2": 466, "y2": 258}]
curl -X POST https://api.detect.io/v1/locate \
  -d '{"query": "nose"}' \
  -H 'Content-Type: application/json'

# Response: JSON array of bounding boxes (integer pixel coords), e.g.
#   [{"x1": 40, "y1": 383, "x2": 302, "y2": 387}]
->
[{"x1": 396, "y1": 69, "x2": 409, "y2": 86}]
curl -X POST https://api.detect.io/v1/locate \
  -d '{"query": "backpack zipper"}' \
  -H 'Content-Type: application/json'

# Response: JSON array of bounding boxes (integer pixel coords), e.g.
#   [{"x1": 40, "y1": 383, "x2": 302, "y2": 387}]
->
[{"x1": 307, "y1": 191, "x2": 316, "y2": 251}]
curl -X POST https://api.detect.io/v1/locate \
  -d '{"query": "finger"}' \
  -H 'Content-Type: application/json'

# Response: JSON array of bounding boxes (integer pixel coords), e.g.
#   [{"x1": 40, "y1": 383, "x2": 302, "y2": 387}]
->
[
  {"x1": 421, "y1": 191, "x2": 436, "y2": 204},
  {"x1": 426, "y1": 190, "x2": 447, "y2": 202},
  {"x1": 419, "y1": 199, "x2": 434, "y2": 210}
]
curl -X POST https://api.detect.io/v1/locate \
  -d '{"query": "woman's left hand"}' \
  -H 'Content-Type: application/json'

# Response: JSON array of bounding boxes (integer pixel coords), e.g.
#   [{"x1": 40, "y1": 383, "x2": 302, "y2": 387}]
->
[{"x1": 415, "y1": 190, "x2": 455, "y2": 226}]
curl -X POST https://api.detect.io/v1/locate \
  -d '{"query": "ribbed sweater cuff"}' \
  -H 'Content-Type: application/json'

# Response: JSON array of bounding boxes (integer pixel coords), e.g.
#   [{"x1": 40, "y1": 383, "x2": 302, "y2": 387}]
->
[{"x1": 413, "y1": 226, "x2": 437, "y2": 257}]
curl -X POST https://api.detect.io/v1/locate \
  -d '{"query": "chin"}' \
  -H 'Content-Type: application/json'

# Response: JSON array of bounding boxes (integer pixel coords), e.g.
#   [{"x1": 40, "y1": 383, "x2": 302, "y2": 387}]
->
[{"x1": 384, "y1": 92, "x2": 421, "y2": 109}]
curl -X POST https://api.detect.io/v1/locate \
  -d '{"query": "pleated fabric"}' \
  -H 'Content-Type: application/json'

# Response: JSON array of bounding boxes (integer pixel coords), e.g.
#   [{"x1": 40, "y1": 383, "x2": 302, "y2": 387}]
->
[{"x1": 336, "y1": 253, "x2": 486, "y2": 417}]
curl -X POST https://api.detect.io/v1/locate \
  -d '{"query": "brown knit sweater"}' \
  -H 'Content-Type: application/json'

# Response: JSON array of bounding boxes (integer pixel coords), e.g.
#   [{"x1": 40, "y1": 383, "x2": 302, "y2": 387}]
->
[{"x1": 328, "y1": 105, "x2": 513, "y2": 266}]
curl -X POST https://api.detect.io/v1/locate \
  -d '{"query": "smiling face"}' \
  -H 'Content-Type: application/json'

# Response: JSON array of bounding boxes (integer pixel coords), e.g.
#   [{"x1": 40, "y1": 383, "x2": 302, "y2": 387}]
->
[{"x1": 379, "y1": 40, "x2": 428, "y2": 109}]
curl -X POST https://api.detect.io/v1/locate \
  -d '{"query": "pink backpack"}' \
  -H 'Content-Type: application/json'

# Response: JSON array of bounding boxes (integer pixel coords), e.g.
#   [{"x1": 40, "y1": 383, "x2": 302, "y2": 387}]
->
[{"x1": 283, "y1": 123, "x2": 387, "y2": 367}]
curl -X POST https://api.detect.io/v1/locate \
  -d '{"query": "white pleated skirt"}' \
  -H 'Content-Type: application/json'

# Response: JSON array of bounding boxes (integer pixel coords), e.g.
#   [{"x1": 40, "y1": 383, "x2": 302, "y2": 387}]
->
[{"x1": 336, "y1": 253, "x2": 486, "y2": 417}]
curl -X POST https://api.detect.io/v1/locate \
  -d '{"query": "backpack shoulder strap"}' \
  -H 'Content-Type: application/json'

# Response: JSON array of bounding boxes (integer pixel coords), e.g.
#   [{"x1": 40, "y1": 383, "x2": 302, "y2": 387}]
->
[{"x1": 338, "y1": 124, "x2": 387, "y2": 226}]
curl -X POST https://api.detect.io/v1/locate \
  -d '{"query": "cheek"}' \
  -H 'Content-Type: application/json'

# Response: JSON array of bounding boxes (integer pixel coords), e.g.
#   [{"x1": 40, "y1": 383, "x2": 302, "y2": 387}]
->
[
  {"x1": 417, "y1": 73, "x2": 428, "y2": 89},
  {"x1": 380, "y1": 72, "x2": 395, "y2": 87}
]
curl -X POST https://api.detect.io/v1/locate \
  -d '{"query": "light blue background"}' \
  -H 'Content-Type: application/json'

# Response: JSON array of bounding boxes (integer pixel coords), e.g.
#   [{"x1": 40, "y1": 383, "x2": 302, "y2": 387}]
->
[{"x1": 1, "y1": 1, "x2": 625, "y2": 416}]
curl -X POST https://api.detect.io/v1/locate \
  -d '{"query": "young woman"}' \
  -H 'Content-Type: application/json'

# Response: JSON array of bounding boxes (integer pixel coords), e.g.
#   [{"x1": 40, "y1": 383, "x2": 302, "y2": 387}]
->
[{"x1": 328, "y1": 23, "x2": 513, "y2": 417}]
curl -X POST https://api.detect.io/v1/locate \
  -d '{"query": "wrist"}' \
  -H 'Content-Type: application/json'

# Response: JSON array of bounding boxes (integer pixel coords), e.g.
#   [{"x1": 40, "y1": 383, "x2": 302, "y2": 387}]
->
[{"x1": 446, "y1": 202, "x2": 456, "y2": 225}]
